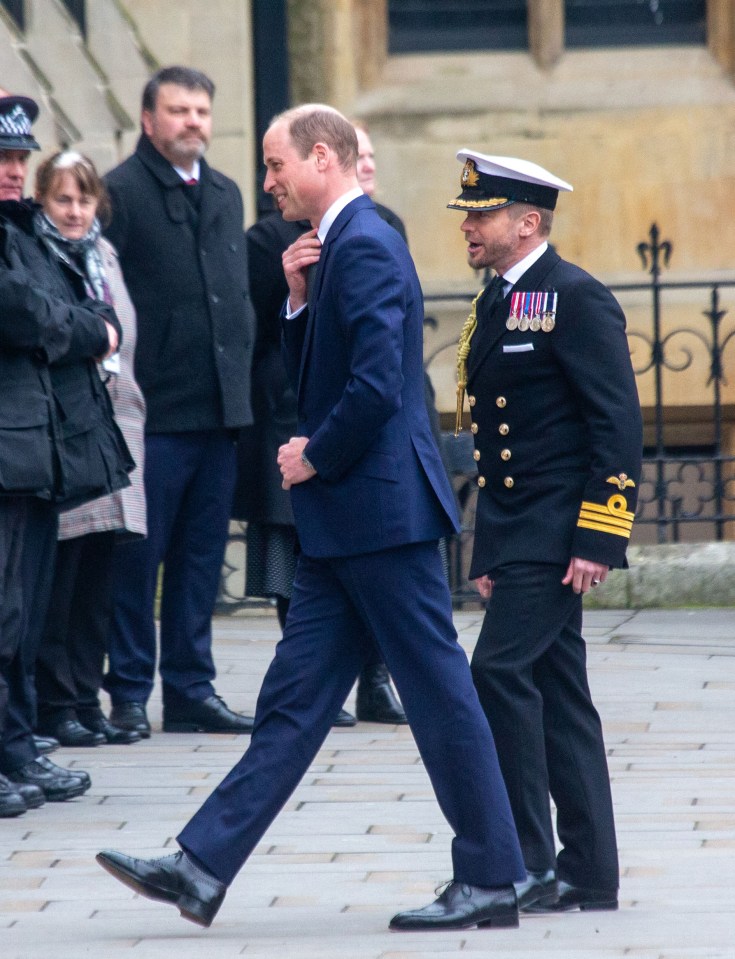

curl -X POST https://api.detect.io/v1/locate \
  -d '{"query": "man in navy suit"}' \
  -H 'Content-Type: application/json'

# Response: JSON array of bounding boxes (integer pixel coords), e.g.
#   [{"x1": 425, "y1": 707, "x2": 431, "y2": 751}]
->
[
  {"x1": 97, "y1": 106, "x2": 525, "y2": 932},
  {"x1": 449, "y1": 151, "x2": 642, "y2": 914}
]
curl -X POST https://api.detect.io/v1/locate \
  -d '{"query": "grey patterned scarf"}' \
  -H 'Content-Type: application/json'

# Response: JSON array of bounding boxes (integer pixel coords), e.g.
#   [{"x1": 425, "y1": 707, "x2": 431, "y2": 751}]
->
[{"x1": 34, "y1": 211, "x2": 111, "y2": 304}]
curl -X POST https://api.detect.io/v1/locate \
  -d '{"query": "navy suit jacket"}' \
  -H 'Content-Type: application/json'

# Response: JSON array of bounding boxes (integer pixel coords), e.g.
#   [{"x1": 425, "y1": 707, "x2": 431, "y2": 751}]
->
[{"x1": 282, "y1": 194, "x2": 458, "y2": 558}]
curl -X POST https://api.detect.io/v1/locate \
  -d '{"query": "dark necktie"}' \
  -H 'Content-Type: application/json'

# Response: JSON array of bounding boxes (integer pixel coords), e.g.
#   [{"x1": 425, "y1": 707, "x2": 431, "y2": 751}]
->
[
  {"x1": 478, "y1": 274, "x2": 505, "y2": 325},
  {"x1": 182, "y1": 177, "x2": 201, "y2": 213},
  {"x1": 487, "y1": 273, "x2": 505, "y2": 300},
  {"x1": 306, "y1": 260, "x2": 319, "y2": 314}
]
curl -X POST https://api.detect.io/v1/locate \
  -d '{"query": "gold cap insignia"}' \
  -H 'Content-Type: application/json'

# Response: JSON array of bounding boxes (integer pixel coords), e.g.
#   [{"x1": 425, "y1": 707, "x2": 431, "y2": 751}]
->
[
  {"x1": 606, "y1": 473, "x2": 636, "y2": 491},
  {"x1": 461, "y1": 159, "x2": 480, "y2": 188}
]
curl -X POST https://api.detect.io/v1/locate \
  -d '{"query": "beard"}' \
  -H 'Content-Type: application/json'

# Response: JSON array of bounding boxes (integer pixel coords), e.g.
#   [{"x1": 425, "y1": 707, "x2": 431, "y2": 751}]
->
[{"x1": 168, "y1": 135, "x2": 208, "y2": 164}]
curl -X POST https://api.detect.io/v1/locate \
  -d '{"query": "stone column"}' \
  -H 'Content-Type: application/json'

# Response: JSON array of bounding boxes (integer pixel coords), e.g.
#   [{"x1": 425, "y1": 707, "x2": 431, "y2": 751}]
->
[
  {"x1": 527, "y1": 0, "x2": 564, "y2": 70},
  {"x1": 708, "y1": 0, "x2": 735, "y2": 79}
]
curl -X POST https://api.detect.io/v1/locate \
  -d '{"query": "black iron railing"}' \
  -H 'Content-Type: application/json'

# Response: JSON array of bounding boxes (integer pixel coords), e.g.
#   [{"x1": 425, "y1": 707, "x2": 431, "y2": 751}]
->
[
  {"x1": 423, "y1": 223, "x2": 735, "y2": 603},
  {"x1": 220, "y1": 224, "x2": 735, "y2": 611}
]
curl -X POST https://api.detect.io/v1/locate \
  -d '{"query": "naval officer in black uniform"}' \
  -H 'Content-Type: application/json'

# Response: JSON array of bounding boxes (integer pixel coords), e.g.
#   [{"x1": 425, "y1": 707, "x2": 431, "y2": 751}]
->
[{"x1": 449, "y1": 151, "x2": 642, "y2": 914}]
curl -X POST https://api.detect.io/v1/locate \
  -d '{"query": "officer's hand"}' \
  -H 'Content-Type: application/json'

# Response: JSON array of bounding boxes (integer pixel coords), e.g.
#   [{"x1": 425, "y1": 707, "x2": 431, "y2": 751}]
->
[
  {"x1": 282, "y1": 229, "x2": 321, "y2": 312},
  {"x1": 562, "y1": 557, "x2": 609, "y2": 594},
  {"x1": 473, "y1": 575, "x2": 494, "y2": 600}
]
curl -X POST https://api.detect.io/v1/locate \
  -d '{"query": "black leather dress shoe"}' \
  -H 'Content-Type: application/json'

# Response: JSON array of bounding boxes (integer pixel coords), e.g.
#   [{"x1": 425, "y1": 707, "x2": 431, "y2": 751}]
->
[
  {"x1": 37, "y1": 718, "x2": 105, "y2": 748},
  {"x1": 0, "y1": 773, "x2": 27, "y2": 817},
  {"x1": 333, "y1": 708, "x2": 357, "y2": 727},
  {"x1": 96, "y1": 849, "x2": 226, "y2": 927},
  {"x1": 515, "y1": 869, "x2": 558, "y2": 911},
  {"x1": 110, "y1": 702, "x2": 151, "y2": 738},
  {"x1": 15, "y1": 781, "x2": 45, "y2": 809},
  {"x1": 80, "y1": 711, "x2": 141, "y2": 745},
  {"x1": 355, "y1": 664, "x2": 408, "y2": 724},
  {"x1": 389, "y1": 881, "x2": 519, "y2": 930},
  {"x1": 162, "y1": 695, "x2": 254, "y2": 733},
  {"x1": 524, "y1": 879, "x2": 618, "y2": 913},
  {"x1": 7, "y1": 756, "x2": 90, "y2": 801},
  {"x1": 32, "y1": 734, "x2": 59, "y2": 755}
]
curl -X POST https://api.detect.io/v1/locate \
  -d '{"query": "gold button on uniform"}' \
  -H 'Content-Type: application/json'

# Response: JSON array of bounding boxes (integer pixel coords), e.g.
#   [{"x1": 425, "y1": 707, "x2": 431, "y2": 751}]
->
[
  {"x1": 504, "y1": 476, "x2": 514, "y2": 489},
  {"x1": 468, "y1": 395, "x2": 476, "y2": 407},
  {"x1": 499, "y1": 423, "x2": 509, "y2": 435},
  {"x1": 477, "y1": 476, "x2": 486, "y2": 488},
  {"x1": 496, "y1": 396, "x2": 506, "y2": 408},
  {"x1": 500, "y1": 449, "x2": 511, "y2": 461},
  {"x1": 473, "y1": 449, "x2": 481, "y2": 461},
  {"x1": 471, "y1": 423, "x2": 478, "y2": 434}
]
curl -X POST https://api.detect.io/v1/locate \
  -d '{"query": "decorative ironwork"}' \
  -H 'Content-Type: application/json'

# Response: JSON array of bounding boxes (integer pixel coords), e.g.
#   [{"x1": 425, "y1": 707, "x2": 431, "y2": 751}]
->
[
  {"x1": 222, "y1": 222, "x2": 735, "y2": 610},
  {"x1": 423, "y1": 222, "x2": 735, "y2": 602}
]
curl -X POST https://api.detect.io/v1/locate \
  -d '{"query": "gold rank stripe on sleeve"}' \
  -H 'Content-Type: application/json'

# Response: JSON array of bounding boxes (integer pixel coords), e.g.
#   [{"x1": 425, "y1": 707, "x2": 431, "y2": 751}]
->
[{"x1": 577, "y1": 498, "x2": 635, "y2": 539}]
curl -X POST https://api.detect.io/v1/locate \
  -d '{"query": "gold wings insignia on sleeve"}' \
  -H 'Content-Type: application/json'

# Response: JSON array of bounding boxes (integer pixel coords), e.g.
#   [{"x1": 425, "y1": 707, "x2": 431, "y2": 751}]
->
[{"x1": 607, "y1": 473, "x2": 636, "y2": 491}]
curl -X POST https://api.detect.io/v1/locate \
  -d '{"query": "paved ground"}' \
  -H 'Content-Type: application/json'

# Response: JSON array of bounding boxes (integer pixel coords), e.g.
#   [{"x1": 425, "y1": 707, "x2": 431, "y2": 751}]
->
[{"x1": 1, "y1": 607, "x2": 735, "y2": 959}]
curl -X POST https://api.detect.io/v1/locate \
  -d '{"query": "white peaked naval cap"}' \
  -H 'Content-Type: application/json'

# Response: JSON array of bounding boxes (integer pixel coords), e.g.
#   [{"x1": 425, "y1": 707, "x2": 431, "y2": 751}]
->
[{"x1": 448, "y1": 149, "x2": 573, "y2": 212}]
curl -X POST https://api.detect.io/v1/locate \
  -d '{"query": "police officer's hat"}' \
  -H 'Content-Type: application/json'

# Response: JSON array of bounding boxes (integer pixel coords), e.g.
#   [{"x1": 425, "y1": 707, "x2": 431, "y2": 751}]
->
[
  {"x1": 0, "y1": 95, "x2": 41, "y2": 151},
  {"x1": 448, "y1": 150, "x2": 572, "y2": 212}
]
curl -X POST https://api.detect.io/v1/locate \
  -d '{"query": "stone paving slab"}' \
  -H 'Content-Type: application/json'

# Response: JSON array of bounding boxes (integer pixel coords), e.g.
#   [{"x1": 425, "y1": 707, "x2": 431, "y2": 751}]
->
[{"x1": 2, "y1": 607, "x2": 735, "y2": 959}]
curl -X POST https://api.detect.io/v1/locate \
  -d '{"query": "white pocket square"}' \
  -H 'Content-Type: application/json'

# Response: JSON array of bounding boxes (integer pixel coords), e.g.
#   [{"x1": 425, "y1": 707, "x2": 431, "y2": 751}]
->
[{"x1": 503, "y1": 343, "x2": 534, "y2": 353}]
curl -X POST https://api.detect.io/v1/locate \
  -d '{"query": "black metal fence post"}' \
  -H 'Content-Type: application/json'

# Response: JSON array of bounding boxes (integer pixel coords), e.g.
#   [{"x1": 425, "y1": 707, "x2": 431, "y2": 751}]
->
[{"x1": 637, "y1": 223, "x2": 672, "y2": 543}]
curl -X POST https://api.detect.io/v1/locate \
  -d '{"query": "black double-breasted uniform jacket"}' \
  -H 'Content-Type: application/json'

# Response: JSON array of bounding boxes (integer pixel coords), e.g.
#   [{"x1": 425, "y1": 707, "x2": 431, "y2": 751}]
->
[
  {"x1": 104, "y1": 135, "x2": 255, "y2": 434},
  {"x1": 465, "y1": 246, "x2": 643, "y2": 579}
]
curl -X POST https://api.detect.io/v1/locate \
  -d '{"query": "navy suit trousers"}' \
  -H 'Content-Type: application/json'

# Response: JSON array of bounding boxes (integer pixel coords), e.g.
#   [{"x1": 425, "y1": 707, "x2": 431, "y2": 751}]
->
[
  {"x1": 105, "y1": 430, "x2": 236, "y2": 708},
  {"x1": 178, "y1": 540, "x2": 525, "y2": 888}
]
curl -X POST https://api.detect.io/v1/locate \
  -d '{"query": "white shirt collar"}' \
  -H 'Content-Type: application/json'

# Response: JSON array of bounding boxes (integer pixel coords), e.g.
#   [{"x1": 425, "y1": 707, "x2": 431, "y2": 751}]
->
[
  {"x1": 501, "y1": 241, "x2": 548, "y2": 288},
  {"x1": 317, "y1": 187, "x2": 364, "y2": 243},
  {"x1": 173, "y1": 160, "x2": 201, "y2": 182}
]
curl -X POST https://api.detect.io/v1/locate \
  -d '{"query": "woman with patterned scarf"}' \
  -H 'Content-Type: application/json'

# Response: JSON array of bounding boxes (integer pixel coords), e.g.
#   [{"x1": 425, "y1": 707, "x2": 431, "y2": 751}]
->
[{"x1": 33, "y1": 152, "x2": 147, "y2": 748}]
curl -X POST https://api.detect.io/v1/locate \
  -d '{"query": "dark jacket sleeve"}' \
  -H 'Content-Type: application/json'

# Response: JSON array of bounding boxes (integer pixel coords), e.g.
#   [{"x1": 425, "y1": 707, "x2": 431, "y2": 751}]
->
[
  {"x1": 554, "y1": 276, "x2": 643, "y2": 567},
  {"x1": 0, "y1": 262, "x2": 112, "y2": 364}
]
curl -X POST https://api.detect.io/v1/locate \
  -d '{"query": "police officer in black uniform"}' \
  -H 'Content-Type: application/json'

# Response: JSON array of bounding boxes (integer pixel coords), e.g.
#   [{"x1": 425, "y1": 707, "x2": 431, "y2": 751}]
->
[{"x1": 449, "y1": 151, "x2": 642, "y2": 914}]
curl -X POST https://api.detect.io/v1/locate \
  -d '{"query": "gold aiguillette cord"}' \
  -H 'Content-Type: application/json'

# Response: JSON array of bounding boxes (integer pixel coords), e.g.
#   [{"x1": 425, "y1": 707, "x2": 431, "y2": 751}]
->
[{"x1": 454, "y1": 290, "x2": 482, "y2": 436}]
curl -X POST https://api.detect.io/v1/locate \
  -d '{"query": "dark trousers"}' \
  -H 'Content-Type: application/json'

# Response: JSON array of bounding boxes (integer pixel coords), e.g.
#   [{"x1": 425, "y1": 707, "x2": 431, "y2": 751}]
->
[
  {"x1": 35, "y1": 530, "x2": 116, "y2": 724},
  {"x1": 0, "y1": 500, "x2": 58, "y2": 773},
  {"x1": 470, "y1": 562, "x2": 619, "y2": 889},
  {"x1": 105, "y1": 431, "x2": 236, "y2": 708},
  {"x1": 178, "y1": 541, "x2": 525, "y2": 888}
]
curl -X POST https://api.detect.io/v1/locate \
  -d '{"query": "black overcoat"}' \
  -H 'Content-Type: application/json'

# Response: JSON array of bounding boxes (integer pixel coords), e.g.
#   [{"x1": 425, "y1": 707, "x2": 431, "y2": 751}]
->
[{"x1": 104, "y1": 135, "x2": 255, "y2": 433}]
